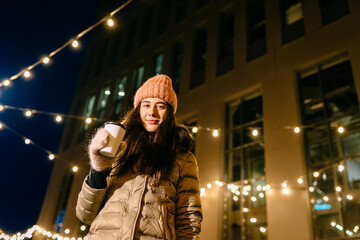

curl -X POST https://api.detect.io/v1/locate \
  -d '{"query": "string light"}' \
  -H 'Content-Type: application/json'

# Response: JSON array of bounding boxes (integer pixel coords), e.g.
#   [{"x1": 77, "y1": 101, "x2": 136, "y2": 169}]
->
[
  {"x1": 250, "y1": 218, "x2": 257, "y2": 223},
  {"x1": 42, "y1": 57, "x2": 50, "y2": 64},
  {"x1": 48, "y1": 154, "x2": 55, "y2": 160},
  {"x1": 297, "y1": 177, "x2": 304, "y2": 184},
  {"x1": 24, "y1": 138, "x2": 31, "y2": 145},
  {"x1": 25, "y1": 110, "x2": 32, "y2": 117},
  {"x1": 3, "y1": 79, "x2": 10, "y2": 86},
  {"x1": 0, "y1": 105, "x2": 4, "y2": 111},
  {"x1": 252, "y1": 129, "x2": 259, "y2": 136},
  {"x1": 259, "y1": 227, "x2": 266, "y2": 233},
  {"x1": 85, "y1": 117, "x2": 92, "y2": 124},
  {"x1": 107, "y1": 18, "x2": 115, "y2": 27},
  {"x1": 207, "y1": 183, "x2": 212, "y2": 189},
  {"x1": 192, "y1": 127, "x2": 198, "y2": 133},
  {"x1": 337, "y1": 126, "x2": 345, "y2": 133},
  {"x1": 313, "y1": 171, "x2": 319, "y2": 178},
  {"x1": 72, "y1": 39, "x2": 79, "y2": 48},
  {"x1": 212, "y1": 129, "x2": 219, "y2": 137},
  {"x1": 55, "y1": 115, "x2": 63, "y2": 123},
  {"x1": 0, "y1": 0, "x2": 133, "y2": 89},
  {"x1": 80, "y1": 226, "x2": 86, "y2": 231},
  {"x1": 72, "y1": 166, "x2": 78, "y2": 172},
  {"x1": 335, "y1": 186, "x2": 342, "y2": 192},
  {"x1": 0, "y1": 123, "x2": 3, "y2": 129},
  {"x1": 23, "y1": 70, "x2": 31, "y2": 78},
  {"x1": 346, "y1": 195, "x2": 353, "y2": 200},
  {"x1": 294, "y1": 127, "x2": 300, "y2": 133},
  {"x1": 338, "y1": 164, "x2": 344, "y2": 172}
]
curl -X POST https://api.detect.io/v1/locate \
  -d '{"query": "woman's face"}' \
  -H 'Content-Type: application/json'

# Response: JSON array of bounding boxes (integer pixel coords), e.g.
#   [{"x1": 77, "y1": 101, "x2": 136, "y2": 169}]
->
[{"x1": 140, "y1": 98, "x2": 168, "y2": 132}]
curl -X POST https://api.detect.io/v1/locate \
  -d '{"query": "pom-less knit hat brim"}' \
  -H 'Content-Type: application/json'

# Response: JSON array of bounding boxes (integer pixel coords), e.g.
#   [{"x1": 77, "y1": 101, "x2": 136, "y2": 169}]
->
[{"x1": 133, "y1": 74, "x2": 178, "y2": 113}]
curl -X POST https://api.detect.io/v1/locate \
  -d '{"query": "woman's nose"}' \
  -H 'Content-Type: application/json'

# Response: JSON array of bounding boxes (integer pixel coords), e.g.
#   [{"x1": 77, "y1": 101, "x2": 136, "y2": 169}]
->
[{"x1": 148, "y1": 106, "x2": 158, "y2": 116}]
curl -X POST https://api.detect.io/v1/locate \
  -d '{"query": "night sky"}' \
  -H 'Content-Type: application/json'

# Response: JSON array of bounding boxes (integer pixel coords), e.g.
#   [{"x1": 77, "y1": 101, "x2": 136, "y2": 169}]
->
[{"x1": 0, "y1": 0, "x2": 101, "y2": 234}]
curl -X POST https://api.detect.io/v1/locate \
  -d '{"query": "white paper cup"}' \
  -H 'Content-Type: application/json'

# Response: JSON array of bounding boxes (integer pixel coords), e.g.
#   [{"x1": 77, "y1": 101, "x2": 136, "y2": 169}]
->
[{"x1": 99, "y1": 122, "x2": 126, "y2": 157}]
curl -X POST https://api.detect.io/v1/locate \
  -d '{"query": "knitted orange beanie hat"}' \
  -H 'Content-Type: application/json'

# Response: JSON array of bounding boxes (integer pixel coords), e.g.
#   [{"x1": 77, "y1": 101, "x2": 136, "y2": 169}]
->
[{"x1": 133, "y1": 74, "x2": 178, "y2": 113}]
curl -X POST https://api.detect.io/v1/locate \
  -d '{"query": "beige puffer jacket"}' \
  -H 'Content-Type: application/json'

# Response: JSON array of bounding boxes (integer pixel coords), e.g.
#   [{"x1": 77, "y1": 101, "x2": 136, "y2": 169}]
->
[{"x1": 76, "y1": 151, "x2": 202, "y2": 240}]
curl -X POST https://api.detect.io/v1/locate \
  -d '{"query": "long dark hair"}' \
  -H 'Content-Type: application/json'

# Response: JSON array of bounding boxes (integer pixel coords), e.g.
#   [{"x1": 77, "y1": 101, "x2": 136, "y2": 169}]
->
[{"x1": 111, "y1": 104, "x2": 193, "y2": 181}]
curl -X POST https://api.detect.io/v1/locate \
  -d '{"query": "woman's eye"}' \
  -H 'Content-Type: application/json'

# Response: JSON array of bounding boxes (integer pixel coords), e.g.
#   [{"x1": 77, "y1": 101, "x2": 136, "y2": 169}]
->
[{"x1": 158, "y1": 105, "x2": 166, "y2": 109}]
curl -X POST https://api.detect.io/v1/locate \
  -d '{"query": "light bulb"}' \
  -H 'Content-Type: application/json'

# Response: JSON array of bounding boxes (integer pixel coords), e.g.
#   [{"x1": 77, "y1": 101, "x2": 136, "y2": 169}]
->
[
  {"x1": 252, "y1": 129, "x2": 259, "y2": 136},
  {"x1": 24, "y1": 71, "x2": 31, "y2": 78},
  {"x1": 24, "y1": 139, "x2": 31, "y2": 144},
  {"x1": 64, "y1": 229, "x2": 70, "y2": 234},
  {"x1": 85, "y1": 117, "x2": 92, "y2": 124},
  {"x1": 213, "y1": 129, "x2": 219, "y2": 137},
  {"x1": 282, "y1": 188, "x2": 290, "y2": 194},
  {"x1": 49, "y1": 154, "x2": 55, "y2": 160},
  {"x1": 192, "y1": 127, "x2": 198, "y2": 133},
  {"x1": 313, "y1": 171, "x2": 320, "y2": 178},
  {"x1": 250, "y1": 218, "x2": 257, "y2": 223},
  {"x1": 0, "y1": 105, "x2": 4, "y2": 111},
  {"x1": 294, "y1": 127, "x2": 300, "y2": 133},
  {"x1": 309, "y1": 186, "x2": 315, "y2": 192},
  {"x1": 207, "y1": 183, "x2": 212, "y2": 189},
  {"x1": 42, "y1": 57, "x2": 50, "y2": 64},
  {"x1": 3, "y1": 80, "x2": 10, "y2": 86},
  {"x1": 338, "y1": 164, "x2": 344, "y2": 172},
  {"x1": 298, "y1": 177, "x2": 304, "y2": 184},
  {"x1": 107, "y1": 18, "x2": 115, "y2": 27},
  {"x1": 55, "y1": 115, "x2": 63, "y2": 123},
  {"x1": 105, "y1": 90, "x2": 111, "y2": 95},
  {"x1": 0, "y1": 123, "x2": 3, "y2": 129},
  {"x1": 346, "y1": 195, "x2": 353, "y2": 200},
  {"x1": 72, "y1": 40, "x2": 79, "y2": 48},
  {"x1": 233, "y1": 196, "x2": 238, "y2": 201},
  {"x1": 337, "y1": 126, "x2": 344, "y2": 133},
  {"x1": 80, "y1": 225, "x2": 86, "y2": 231},
  {"x1": 243, "y1": 208, "x2": 249, "y2": 212},
  {"x1": 323, "y1": 196, "x2": 329, "y2": 201},
  {"x1": 72, "y1": 166, "x2": 78, "y2": 172},
  {"x1": 260, "y1": 227, "x2": 266, "y2": 233},
  {"x1": 335, "y1": 186, "x2": 341, "y2": 192},
  {"x1": 200, "y1": 188, "x2": 205, "y2": 196},
  {"x1": 25, "y1": 110, "x2": 32, "y2": 117},
  {"x1": 282, "y1": 182, "x2": 287, "y2": 188}
]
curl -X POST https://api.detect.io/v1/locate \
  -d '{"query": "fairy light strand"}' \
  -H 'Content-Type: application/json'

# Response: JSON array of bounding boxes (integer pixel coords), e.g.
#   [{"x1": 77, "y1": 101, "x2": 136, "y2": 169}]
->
[{"x1": 0, "y1": 0, "x2": 133, "y2": 88}]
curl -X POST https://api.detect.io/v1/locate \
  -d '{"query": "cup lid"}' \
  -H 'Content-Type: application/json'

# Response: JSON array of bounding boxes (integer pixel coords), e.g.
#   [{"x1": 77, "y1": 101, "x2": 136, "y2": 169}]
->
[{"x1": 104, "y1": 121, "x2": 126, "y2": 129}]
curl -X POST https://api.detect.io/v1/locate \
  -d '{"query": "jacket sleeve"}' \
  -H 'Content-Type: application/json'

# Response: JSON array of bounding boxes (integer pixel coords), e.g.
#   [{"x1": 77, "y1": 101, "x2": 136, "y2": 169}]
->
[
  {"x1": 75, "y1": 176, "x2": 107, "y2": 225},
  {"x1": 175, "y1": 152, "x2": 203, "y2": 239}
]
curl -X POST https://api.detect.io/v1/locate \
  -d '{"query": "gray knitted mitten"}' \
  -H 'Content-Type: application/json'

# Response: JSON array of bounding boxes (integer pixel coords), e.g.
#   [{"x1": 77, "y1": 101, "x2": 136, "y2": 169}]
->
[{"x1": 88, "y1": 128, "x2": 116, "y2": 171}]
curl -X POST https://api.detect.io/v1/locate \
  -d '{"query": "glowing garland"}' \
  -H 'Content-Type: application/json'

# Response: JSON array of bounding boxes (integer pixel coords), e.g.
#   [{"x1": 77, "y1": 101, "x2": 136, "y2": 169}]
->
[
  {"x1": 0, "y1": 225, "x2": 88, "y2": 240},
  {"x1": 0, "y1": 0, "x2": 133, "y2": 88}
]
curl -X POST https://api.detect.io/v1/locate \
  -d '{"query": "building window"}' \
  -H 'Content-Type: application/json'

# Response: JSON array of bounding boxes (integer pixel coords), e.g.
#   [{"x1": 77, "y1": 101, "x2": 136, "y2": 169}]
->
[
  {"x1": 217, "y1": 10, "x2": 234, "y2": 76},
  {"x1": 319, "y1": 0, "x2": 350, "y2": 25},
  {"x1": 122, "y1": 18, "x2": 138, "y2": 58},
  {"x1": 190, "y1": 26, "x2": 208, "y2": 89},
  {"x1": 224, "y1": 92, "x2": 267, "y2": 240},
  {"x1": 298, "y1": 54, "x2": 360, "y2": 239},
  {"x1": 171, "y1": 40, "x2": 184, "y2": 94},
  {"x1": 280, "y1": 0, "x2": 305, "y2": 44},
  {"x1": 112, "y1": 75, "x2": 127, "y2": 118},
  {"x1": 175, "y1": 0, "x2": 188, "y2": 23},
  {"x1": 82, "y1": 94, "x2": 96, "y2": 131},
  {"x1": 156, "y1": 0, "x2": 170, "y2": 36},
  {"x1": 97, "y1": 86, "x2": 111, "y2": 121},
  {"x1": 93, "y1": 40, "x2": 108, "y2": 77},
  {"x1": 139, "y1": 6, "x2": 153, "y2": 47},
  {"x1": 52, "y1": 172, "x2": 74, "y2": 233},
  {"x1": 107, "y1": 28, "x2": 122, "y2": 68},
  {"x1": 195, "y1": 0, "x2": 209, "y2": 11},
  {"x1": 133, "y1": 65, "x2": 145, "y2": 93},
  {"x1": 247, "y1": 0, "x2": 267, "y2": 61},
  {"x1": 154, "y1": 53, "x2": 163, "y2": 75}
]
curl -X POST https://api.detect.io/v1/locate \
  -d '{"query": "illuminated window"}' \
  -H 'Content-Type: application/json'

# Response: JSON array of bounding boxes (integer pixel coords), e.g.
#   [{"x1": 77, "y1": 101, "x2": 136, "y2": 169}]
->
[
  {"x1": 280, "y1": 0, "x2": 305, "y2": 44},
  {"x1": 154, "y1": 53, "x2": 163, "y2": 75},
  {"x1": 97, "y1": 86, "x2": 111, "y2": 121},
  {"x1": 224, "y1": 92, "x2": 267, "y2": 240},
  {"x1": 83, "y1": 94, "x2": 96, "y2": 130},
  {"x1": 298, "y1": 54, "x2": 360, "y2": 239},
  {"x1": 113, "y1": 75, "x2": 127, "y2": 118}
]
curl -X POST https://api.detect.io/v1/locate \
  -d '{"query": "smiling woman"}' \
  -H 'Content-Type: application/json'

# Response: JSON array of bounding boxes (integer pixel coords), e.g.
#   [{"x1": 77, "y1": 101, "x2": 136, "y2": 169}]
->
[{"x1": 76, "y1": 74, "x2": 203, "y2": 239}]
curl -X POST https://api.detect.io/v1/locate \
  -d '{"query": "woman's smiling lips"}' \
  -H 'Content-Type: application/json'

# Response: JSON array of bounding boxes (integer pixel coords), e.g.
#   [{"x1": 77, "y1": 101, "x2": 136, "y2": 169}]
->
[{"x1": 146, "y1": 119, "x2": 159, "y2": 124}]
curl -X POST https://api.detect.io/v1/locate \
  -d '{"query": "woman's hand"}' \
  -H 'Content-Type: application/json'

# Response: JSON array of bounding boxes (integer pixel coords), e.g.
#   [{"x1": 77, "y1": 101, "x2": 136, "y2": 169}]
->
[{"x1": 88, "y1": 128, "x2": 116, "y2": 171}]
